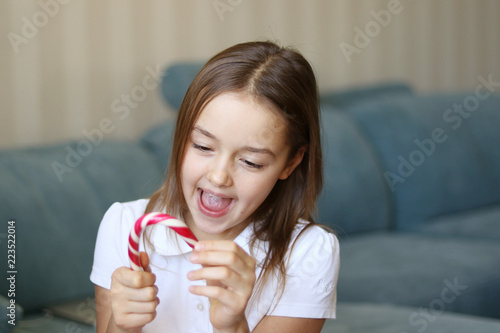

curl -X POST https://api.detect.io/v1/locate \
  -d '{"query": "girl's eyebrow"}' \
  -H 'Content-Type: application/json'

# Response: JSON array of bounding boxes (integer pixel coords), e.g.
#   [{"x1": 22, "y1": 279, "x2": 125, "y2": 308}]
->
[
  {"x1": 193, "y1": 126, "x2": 276, "y2": 157},
  {"x1": 241, "y1": 146, "x2": 276, "y2": 157},
  {"x1": 193, "y1": 126, "x2": 216, "y2": 139}
]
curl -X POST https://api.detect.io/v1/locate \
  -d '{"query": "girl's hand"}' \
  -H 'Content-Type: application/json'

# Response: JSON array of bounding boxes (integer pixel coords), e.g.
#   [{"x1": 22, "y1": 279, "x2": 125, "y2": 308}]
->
[
  {"x1": 188, "y1": 241, "x2": 256, "y2": 333},
  {"x1": 108, "y1": 252, "x2": 159, "y2": 332}
]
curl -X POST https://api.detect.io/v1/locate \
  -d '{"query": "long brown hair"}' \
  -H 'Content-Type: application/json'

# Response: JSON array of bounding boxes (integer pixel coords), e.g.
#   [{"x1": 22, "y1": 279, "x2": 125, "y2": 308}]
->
[{"x1": 146, "y1": 40, "x2": 323, "y2": 295}]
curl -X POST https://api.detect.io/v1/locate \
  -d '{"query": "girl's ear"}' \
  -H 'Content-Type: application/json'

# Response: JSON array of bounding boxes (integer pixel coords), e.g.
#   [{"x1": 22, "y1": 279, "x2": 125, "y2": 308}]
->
[{"x1": 279, "y1": 145, "x2": 307, "y2": 180}]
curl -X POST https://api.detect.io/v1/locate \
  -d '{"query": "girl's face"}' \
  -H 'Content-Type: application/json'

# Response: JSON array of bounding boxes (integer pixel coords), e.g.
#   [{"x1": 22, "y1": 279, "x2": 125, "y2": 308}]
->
[{"x1": 181, "y1": 92, "x2": 303, "y2": 241}]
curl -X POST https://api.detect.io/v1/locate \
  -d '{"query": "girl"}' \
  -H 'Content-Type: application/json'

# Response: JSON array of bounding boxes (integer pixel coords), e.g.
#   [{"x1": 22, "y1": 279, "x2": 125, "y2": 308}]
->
[{"x1": 91, "y1": 41, "x2": 340, "y2": 333}]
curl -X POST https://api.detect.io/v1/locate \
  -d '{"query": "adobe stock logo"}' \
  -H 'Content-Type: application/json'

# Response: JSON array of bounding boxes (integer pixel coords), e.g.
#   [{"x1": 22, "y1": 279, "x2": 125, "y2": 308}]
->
[
  {"x1": 212, "y1": 0, "x2": 245, "y2": 21},
  {"x1": 51, "y1": 65, "x2": 163, "y2": 182},
  {"x1": 339, "y1": 0, "x2": 409, "y2": 63},
  {"x1": 7, "y1": 0, "x2": 72, "y2": 54},
  {"x1": 401, "y1": 278, "x2": 468, "y2": 333},
  {"x1": 384, "y1": 74, "x2": 499, "y2": 192}
]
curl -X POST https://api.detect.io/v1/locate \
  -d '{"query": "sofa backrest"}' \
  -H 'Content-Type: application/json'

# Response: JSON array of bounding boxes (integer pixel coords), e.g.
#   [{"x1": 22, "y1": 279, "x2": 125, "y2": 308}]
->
[
  {"x1": 320, "y1": 82, "x2": 413, "y2": 109},
  {"x1": 0, "y1": 141, "x2": 164, "y2": 311},
  {"x1": 345, "y1": 93, "x2": 500, "y2": 230},
  {"x1": 161, "y1": 62, "x2": 204, "y2": 110},
  {"x1": 318, "y1": 107, "x2": 393, "y2": 235}
]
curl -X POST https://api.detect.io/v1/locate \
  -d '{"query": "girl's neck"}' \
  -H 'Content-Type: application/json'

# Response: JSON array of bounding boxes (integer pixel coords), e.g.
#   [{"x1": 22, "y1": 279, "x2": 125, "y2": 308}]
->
[{"x1": 185, "y1": 215, "x2": 252, "y2": 242}]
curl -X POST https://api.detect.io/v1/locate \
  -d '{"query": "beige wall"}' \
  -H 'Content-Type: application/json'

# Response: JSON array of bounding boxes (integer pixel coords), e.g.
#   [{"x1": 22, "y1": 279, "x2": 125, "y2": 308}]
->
[{"x1": 1, "y1": 0, "x2": 499, "y2": 148}]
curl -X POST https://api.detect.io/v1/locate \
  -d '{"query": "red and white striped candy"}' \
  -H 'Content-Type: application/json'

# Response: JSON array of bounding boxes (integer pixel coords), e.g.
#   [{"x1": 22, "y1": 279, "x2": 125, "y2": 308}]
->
[{"x1": 128, "y1": 212, "x2": 198, "y2": 271}]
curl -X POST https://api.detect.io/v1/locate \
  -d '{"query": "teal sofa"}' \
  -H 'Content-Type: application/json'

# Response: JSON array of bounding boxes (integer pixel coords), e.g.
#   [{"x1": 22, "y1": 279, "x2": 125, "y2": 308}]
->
[{"x1": 1, "y1": 62, "x2": 500, "y2": 333}]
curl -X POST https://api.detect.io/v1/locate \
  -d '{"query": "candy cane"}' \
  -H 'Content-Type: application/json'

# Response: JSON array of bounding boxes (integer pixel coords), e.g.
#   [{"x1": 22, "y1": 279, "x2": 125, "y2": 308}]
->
[{"x1": 128, "y1": 212, "x2": 198, "y2": 271}]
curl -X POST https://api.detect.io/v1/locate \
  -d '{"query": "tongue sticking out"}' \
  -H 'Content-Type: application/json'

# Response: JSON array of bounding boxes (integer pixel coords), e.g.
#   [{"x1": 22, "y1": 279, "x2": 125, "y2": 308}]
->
[{"x1": 201, "y1": 191, "x2": 232, "y2": 212}]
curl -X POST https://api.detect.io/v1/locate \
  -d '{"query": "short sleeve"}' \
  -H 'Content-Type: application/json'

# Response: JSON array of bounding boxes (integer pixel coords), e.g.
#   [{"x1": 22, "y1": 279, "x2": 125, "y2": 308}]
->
[
  {"x1": 89, "y1": 201, "x2": 140, "y2": 289},
  {"x1": 269, "y1": 226, "x2": 340, "y2": 319}
]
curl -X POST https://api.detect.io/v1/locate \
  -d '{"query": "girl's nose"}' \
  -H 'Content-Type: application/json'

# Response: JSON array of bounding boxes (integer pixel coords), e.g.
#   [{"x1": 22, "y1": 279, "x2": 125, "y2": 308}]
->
[{"x1": 207, "y1": 159, "x2": 233, "y2": 187}]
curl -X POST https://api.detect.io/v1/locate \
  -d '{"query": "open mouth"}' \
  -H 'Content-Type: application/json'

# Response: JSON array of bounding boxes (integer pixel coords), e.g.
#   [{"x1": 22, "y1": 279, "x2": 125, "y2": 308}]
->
[{"x1": 198, "y1": 189, "x2": 234, "y2": 217}]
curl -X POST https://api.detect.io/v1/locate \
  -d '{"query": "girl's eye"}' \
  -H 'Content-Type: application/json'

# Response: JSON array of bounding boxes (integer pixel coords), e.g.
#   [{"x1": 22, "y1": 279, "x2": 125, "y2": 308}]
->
[
  {"x1": 192, "y1": 143, "x2": 211, "y2": 152},
  {"x1": 244, "y1": 160, "x2": 264, "y2": 169}
]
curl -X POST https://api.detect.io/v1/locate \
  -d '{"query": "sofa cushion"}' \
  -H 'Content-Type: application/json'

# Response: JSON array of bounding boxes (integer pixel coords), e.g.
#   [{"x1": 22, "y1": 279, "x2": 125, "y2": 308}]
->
[
  {"x1": 415, "y1": 204, "x2": 500, "y2": 240},
  {"x1": 0, "y1": 142, "x2": 163, "y2": 311},
  {"x1": 140, "y1": 119, "x2": 176, "y2": 170},
  {"x1": 317, "y1": 108, "x2": 392, "y2": 235},
  {"x1": 320, "y1": 82, "x2": 413, "y2": 110},
  {"x1": 345, "y1": 93, "x2": 500, "y2": 230},
  {"x1": 161, "y1": 62, "x2": 204, "y2": 110},
  {"x1": 12, "y1": 312, "x2": 96, "y2": 333},
  {"x1": 322, "y1": 302, "x2": 500, "y2": 333},
  {"x1": 338, "y1": 232, "x2": 500, "y2": 318}
]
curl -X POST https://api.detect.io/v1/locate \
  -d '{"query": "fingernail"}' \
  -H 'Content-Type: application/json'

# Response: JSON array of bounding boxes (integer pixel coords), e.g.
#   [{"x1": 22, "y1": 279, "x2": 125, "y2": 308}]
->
[
  {"x1": 195, "y1": 243, "x2": 204, "y2": 251},
  {"x1": 187, "y1": 271, "x2": 193, "y2": 279},
  {"x1": 190, "y1": 253, "x2": 198, "y2": 262}
]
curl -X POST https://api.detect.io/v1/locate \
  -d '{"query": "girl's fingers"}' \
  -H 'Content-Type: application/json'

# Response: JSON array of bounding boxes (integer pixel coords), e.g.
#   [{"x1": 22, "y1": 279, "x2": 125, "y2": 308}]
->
[
  {"x1": 140, "y1": 251, "x2": 152, "y2": 272},
  {"x1": 190, "y1": 251, "x2": 252, "y2": 277},
  {"x1": 189, "y1": 254, "x2": 255, "y2": 296},
  {"x1": 187, "y1": 241, "x2": 256, "y2": 329},
  {"x1": 111, "y1": 311, "x2": 158, "y2": 330},
  {"x1": 187, "y1": 266, "x2": 253, "y2": 294},
  {"x1": 118, "y1": 285, "x2": 159, "y2": 302},
  {"x1": 194, "y1": 241, "x2": 256, "y2": 268},
  {"x1": 188, "y1": 241, "x2": 256, "y2": 313},
  {"x1": 190, "y1": 241, "x2": 256, "y2": 284},
  {"x1": 112, "y1": 266, "x2": 157, "y2": 289},
  {"x1": 110, "y1": 266, "x2": 159, "y2": 331},
  {"x1": 189, "y1": 285, "x2": 246, "y2": 313},
  {"x1": 121, "y1": 298, "x2": 160, "y2": 314}
]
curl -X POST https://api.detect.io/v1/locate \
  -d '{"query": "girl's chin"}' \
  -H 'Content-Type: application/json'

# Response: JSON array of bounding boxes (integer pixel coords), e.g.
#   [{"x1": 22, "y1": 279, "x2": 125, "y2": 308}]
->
[
  {"x1": 193, "y1": 223, "x2": 233, "y2": 240},
  {"x1": 190, "y1": 214, "x2": 246, "y2": 240}
]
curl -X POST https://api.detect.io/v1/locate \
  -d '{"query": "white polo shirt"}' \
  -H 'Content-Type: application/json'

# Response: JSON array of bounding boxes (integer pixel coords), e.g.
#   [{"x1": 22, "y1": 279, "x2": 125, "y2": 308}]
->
[{"x1": 90, "y1": 199, "x2": 339, "y2": 332}]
